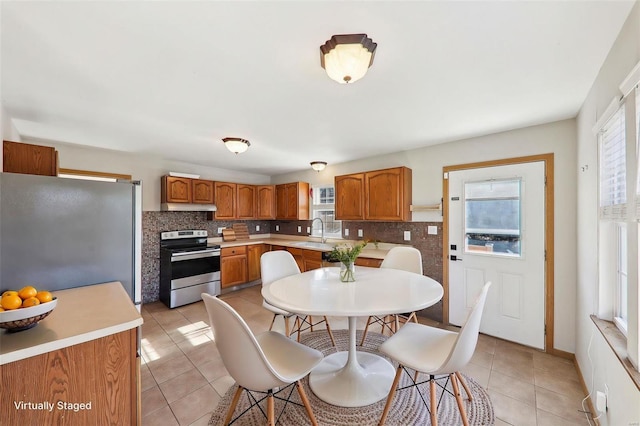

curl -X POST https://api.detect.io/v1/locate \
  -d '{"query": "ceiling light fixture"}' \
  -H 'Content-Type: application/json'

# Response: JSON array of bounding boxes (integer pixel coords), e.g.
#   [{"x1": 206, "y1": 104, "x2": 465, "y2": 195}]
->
[
  {"x1": 222, "y1": 137, "x2": 251, "y2": 154},
  {"x1": 320, "y1": 34, "x2": 377, "y2": 84},
  {"x1": 310, "y1": 161, "x2": 327, "y2": 172}
]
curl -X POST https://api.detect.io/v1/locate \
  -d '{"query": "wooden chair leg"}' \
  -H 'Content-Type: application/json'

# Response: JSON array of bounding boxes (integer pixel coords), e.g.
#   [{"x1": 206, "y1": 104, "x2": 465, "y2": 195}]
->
[
  {"x1": 224, "y1": 386, "x2": 243, "y2": 425},
  {"x1": 451, "y1": 373, "x2": 469, "y2": 426},
  {"x1": 455, "y1": 371, "x2": 473, "y2": 401},
  {"x1": 267, "y1": 391, "x2": 275, "y2": 426},
  {"x1": 360, "y1": 316, "x2": 372, "y2": 346},
  {"x1": 297, "y1": 316, "x2": 304, "y2": 342},
  {"x1": 284, "y1": 315, "x2": 290, "y2": 337},
  {"x1": 269, "y1": 314, "x2": 277, "y2": 332},
  {"x1": 296, "y1": 380, "x2": 318, "y2": 426},
  {"x1": 323, "y1": 316, "x2": 336, "y2": 347},
  {"x1": 309, "y1": 315, "x2": 314, "y2": 331},
  {"x1": 380, "y1": 315, "x2": 388, "y2": 334},
  {"x1": 407, "y1": 311, "x2": 418, "y2": 323},
  {"x1": 394, "y1": 315, "x2": 400, "y2": 333},
  {"x1": 430, "y1": 375, "x2": 438, "y2": 426},
  {"x1": 378, "y1": 365, "x2": 403, "y2": 425}
]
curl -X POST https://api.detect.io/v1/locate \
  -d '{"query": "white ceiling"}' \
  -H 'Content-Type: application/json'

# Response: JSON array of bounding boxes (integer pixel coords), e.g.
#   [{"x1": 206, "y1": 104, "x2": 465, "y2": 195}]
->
[{"x1": 1, "y1": 1, "x2": 635, "y2": 176}]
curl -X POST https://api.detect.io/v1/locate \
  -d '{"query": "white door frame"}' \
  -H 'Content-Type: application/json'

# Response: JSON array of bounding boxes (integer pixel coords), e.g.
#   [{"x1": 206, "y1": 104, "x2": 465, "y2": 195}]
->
[{"x1": 442, "y1": 153, "x2": 559, "y2": 355}]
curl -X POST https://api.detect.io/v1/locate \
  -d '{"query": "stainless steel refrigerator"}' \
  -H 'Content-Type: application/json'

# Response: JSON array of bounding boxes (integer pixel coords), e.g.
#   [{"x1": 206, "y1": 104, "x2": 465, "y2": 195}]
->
[{"x1": 0, "y1": 172, "x2": 142, "y2": 309}]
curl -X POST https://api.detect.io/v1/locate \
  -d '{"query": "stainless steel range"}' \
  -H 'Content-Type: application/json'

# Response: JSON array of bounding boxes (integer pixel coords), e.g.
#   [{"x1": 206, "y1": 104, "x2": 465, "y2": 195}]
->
[{"x1": 160, "y1": 230, "x2": 221, "y2": 308}]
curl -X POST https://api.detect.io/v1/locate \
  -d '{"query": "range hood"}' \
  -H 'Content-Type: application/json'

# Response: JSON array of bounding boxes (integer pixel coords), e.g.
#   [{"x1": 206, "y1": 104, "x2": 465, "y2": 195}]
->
[{"x1": 161, "y1": 203, "x2": 217, "y2": 212}]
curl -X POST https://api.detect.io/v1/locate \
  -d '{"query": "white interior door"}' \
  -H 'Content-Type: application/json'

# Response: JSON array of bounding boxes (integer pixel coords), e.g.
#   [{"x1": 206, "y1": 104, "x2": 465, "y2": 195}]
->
[{"x1": 448, "y1": 162, "x2": 546, "y2": 349}]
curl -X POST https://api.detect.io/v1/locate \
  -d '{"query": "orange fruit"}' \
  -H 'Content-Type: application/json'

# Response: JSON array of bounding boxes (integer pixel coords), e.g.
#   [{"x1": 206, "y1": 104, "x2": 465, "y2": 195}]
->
[
  {"x1": 21, "y1": 297, "x2": 40, "y2": 308},
  {"x1": 2, "y1": 290, "x2": 18, "y2": 298},
  {"x1": 1, "y1": 294, "x2": 22, "y2": 310},
  {"x1": 35, "y1": 291, "x2": 53, "y2": 304},
  {"x1": 18, "y1": 286, "x2": 38, "y2": 300}
]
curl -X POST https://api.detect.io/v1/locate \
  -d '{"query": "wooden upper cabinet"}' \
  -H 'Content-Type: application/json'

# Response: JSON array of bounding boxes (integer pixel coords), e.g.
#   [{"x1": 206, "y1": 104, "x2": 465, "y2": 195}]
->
[
  {"x1": 192, "y1": 179, "x2": 214, "y2": 204},
  {"x1": 214, "y1": 181, "x2": 236, "y2": 219},
  {"x1": 256, "y1": 185, "x2": 276, "y2": 219},
  {"x1": 334, "y1": 166, "x2": 412, "y2": 222},
  {"x1": 335, "y1": 173, "x2": 365, "y2": 220},
  {"x1": 275, "y1": 182, "x2": 309, "y2": 220},
  {"x1": 3, "y1": 140, "x2": 58, "y2": 176},
  {"x1": 236, "y1": 184, "x2": 256, "y2": 219},
  {"x1": 162, "y1": 176, "x2": 215, "y2": 204},
  {"x1": 365, "y1": 167, "x2": 412, "y2": 221},
  {"x1": 162, "y1": 176, "x2": 192, "y2": 203}
]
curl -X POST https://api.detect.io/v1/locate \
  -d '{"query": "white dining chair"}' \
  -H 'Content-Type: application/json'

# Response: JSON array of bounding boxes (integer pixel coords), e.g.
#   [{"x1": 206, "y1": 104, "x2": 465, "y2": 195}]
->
[
  {"x1": 261, "y1": 250, "x2": 336, "y2": 346},
  {"x1": 360, "y1": 246, "x2": 423, "y2": 346},
  {"x1": 377, "y1": 282, "x2": 492, "y2": 426},
  {"x1": 201, "y1": 293, "x2": 323, "y2": 425}
]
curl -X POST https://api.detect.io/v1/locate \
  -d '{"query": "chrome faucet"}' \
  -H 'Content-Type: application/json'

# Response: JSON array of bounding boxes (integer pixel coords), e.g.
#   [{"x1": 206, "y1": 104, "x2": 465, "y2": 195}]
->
[{"x1": 311, "y1": 217, "x2": 326, "y2": 243}]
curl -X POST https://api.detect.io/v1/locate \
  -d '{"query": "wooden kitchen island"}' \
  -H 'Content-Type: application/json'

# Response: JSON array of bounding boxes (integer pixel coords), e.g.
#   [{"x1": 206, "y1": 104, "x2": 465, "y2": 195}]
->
[{"x1": 0, "y1": 282, "x2": 143, "y2": 425}]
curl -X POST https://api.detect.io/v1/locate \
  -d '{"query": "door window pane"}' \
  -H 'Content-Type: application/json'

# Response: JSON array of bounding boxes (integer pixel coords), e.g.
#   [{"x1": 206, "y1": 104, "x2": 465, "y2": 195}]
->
[{"x1": 464, "y1": 179, "x2": 521, "y2": 256}]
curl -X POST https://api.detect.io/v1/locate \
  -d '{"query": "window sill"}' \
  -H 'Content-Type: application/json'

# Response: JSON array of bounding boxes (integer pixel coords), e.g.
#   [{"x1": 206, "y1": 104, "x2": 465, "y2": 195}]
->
[{"x1": 590, "y1": 315, "x2": 640, "y2": 391}]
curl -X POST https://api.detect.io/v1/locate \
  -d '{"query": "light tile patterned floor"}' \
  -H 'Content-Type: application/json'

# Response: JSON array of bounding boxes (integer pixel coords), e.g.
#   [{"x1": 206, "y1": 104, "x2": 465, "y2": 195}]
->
[{"x1": 140, "y1": 285, "x2": 589, "y2": 425}]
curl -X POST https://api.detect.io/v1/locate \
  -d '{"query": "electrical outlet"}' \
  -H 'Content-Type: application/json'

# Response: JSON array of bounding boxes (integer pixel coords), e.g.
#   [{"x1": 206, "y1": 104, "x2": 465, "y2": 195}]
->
[
  {"x1": 358, "y1": 229, "x2": 363, "y2": 237},
  {"x1": 344, "y1": 228, "x2": 349, "y2": 237},
  {"x1": 307, "y1": 226, "x2": 311, "y2": 234},
  {"x1": 403, "y1": 231, "x2": 411, "y2": 241},
  {"x1": 428, "y1": 226, "x2": 437, "y2": 235},
  {"x1": 256, "y1": 225, "x2": 260, "y2": 232},
  {"x1": 297, "y1": 226, "x2": 302, "y2": 233},
  {"x1": 217, "y1": 227, "x2": 224, "y2": 234},
  {"x1": 275, "y1": 225, "x2": 280, "y2": 231}
]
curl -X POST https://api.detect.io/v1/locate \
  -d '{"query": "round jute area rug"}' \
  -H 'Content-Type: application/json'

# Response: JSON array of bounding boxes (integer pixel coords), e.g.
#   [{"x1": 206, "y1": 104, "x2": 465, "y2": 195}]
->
[{"x1": 209, "y1": 329, "x2": 494, "y2": 425}]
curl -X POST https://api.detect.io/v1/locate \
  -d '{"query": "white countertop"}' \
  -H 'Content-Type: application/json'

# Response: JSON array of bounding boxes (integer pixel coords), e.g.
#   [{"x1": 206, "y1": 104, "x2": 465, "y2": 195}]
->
[
  {"x1": 212, "y1": 235, "x2": 397, "y2": 260},
  {"x1": 0, "y1": 282, "x2": 143, "y2": 365}
]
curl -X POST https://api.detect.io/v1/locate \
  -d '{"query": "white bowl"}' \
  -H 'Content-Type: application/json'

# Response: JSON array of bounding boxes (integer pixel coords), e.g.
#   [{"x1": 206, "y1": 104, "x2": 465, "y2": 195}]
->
[{"x1": 0, "y1": 298, "x2": 57, "y2": 331}]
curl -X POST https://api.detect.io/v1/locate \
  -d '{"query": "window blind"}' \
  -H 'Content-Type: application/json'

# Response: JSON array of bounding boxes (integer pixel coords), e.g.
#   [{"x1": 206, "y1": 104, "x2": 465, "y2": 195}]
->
[{"x1": 599, "y1": 105, "x2": 626, "y2": 220}]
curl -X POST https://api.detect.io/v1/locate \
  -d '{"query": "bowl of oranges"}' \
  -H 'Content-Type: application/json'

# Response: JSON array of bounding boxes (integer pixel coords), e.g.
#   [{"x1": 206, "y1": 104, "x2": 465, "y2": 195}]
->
[{"x1": 0, "y1": 286, "x2": 56, "y2": 332}]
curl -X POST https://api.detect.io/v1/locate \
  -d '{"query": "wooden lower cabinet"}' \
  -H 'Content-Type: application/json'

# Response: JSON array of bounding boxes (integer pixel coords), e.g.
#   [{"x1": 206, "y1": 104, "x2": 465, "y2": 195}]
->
[
  {"x1": 0, "y1": 329, "x2": 138, "y2": 425},
  {"x1": 355, "y1": 257, "x2": 383, "y2": 268},
  {"x1": 221, "y1": 246, "x2": 248, "y2": 288},
  {"x1": 285, "y1": 247, "x2": 304, "y2": 272},
  {"x1": 247, "y1": 244, "x2": 265, "y2": 281},
  {"x1": 302, "y1": 249, "x2": 323, "y2": 271}
]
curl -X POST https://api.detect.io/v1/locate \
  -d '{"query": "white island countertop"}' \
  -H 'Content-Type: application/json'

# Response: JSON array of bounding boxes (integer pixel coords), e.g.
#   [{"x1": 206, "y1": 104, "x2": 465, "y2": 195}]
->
[{"x1": 0, "y1": 281, "x2": 142, "y2": 365}]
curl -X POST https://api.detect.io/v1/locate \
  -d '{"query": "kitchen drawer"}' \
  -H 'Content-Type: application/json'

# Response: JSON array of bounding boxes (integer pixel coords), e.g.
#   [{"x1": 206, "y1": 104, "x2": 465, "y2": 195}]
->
[
  {"x1": 221, "y1": 246, "x2": 247, "y2": 256},
  {"x1": 355, "y1": 257, "x2": 382, "y2": 268}
]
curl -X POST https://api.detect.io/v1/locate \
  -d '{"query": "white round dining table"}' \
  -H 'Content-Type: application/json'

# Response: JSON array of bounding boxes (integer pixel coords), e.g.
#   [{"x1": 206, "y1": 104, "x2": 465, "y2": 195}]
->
[{"x1": 261, "y1": 266, "x2": 444, "y2": 407}]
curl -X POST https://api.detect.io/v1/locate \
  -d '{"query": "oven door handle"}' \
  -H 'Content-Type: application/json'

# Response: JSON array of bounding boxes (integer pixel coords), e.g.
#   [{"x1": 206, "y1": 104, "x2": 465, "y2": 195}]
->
[{"x1": 171, "y1": 250, "x2": 221, "y2": 262}]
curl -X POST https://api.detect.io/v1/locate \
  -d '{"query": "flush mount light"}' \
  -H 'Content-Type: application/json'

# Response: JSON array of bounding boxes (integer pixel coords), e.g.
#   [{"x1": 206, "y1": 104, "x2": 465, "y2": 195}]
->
[
  {"x1": 310, "y1": 161, "x2": 327, "y2": 172},
  {"x1": 222, "y1": 137, "x2": 251, "y2": 154},
  {"x1": 320, "y1": 34, "x2": 377, "y2": 84}
]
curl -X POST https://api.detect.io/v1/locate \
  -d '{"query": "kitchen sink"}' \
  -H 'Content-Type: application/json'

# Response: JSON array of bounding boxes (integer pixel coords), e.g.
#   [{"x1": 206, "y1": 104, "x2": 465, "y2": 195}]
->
[{"x1": 293, "y1": 241, "x2": 334, "y2": 250}]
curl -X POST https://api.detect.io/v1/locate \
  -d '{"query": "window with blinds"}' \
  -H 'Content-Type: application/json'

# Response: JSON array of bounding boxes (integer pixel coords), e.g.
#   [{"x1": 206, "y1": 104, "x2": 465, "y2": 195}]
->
[{"x1": 599, "y1": 105, "x2": 626, "y2": 220}]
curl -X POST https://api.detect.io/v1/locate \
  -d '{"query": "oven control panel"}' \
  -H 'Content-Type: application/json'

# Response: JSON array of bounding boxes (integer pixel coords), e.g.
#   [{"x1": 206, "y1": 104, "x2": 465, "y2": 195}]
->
[{"x1": 161, "y1": 230, "x2": 208, "y2": 240}]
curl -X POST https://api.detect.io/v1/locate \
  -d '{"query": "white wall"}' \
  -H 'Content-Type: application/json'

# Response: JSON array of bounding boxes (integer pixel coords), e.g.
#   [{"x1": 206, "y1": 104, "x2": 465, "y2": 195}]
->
[
  {"x1": 576, "y1": 2, "x2": 640, "y2": 425},
  {"x1": 275, "y1": 118, "x2": 578, "y2": 353},
  {"x1": 22, "y1": 140, "x2": 271, "y2": 211}
]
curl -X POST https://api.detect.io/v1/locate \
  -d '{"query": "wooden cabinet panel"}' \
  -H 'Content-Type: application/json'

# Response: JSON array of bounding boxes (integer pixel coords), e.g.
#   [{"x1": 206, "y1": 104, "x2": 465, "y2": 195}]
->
[
  {"x1": 3, "y1": 140, "x2": 58, "y2": 176},
  {"x1": 214, "y1": 182, "x2": 237, "y2": 220},
  {"x1": 275, "y1": 182, "x2": 309, "y2": 220},
  {"x1": 247, "y1": 243, "x2": 265, "y2": 281},
  {"x1": 285, "y1": 247, "x2": 305, "y2": 272},
  {"x1": 302, "y1": 249, "x2": 323, "y2": 271},
  {"x1": 237, "y1": 184, "x2": 256, "y2": 219},
  {"x1": 335, "y1": 173, "x2": 365, "y2": 220},
  {"x1": 355, "y1": 257, "x2": 383, "y2": 268},
  {"x1": 0, "y1": 329, "x2": 137, "y2": 425},
  {"x1": 162, "y1": 176, "x2": 192, "y2": 203},
  {"x1": 192, "y1": 179, "x2": 214, "y2": 203},
  {"x1": 364, "y1": 167, "x2": 411, "y2": 221},
  {"x1": 221, "y1": 246, "x2": 248, "y2": 288},
  {"x1": 256, "y1": 185, "x2": 276, "y2": 219}
]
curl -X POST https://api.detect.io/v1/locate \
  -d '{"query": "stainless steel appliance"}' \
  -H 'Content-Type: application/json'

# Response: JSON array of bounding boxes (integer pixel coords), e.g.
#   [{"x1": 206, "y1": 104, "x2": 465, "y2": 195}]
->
[
  {"x1": 0, "y1": 172, "x2": 142, "y2": 310},
  {"x1": 159, "y1": 230, "x2": 221, "y2": 308}
]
